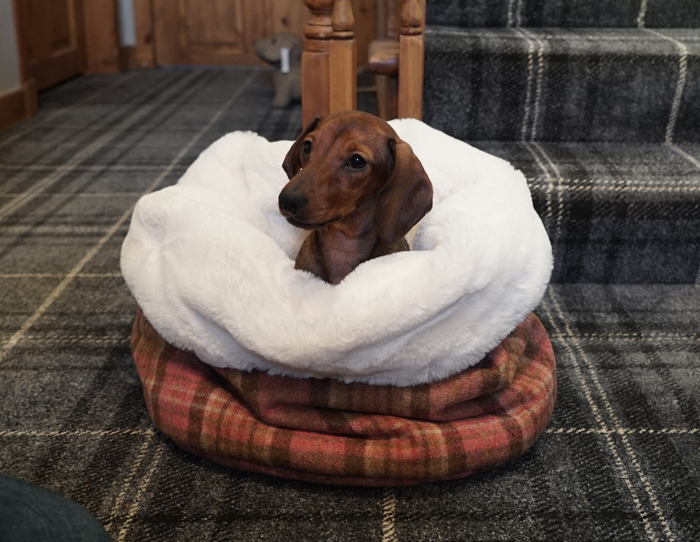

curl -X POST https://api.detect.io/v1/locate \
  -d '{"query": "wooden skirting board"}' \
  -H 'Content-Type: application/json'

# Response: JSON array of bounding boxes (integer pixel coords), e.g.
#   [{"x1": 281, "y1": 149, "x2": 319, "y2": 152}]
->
[
  {"x1": 83, "y1": 0, "x2": 123, "y2": 74},
  {"x1": 0, "y1": 80, "x2": 38, "y2": 133}
]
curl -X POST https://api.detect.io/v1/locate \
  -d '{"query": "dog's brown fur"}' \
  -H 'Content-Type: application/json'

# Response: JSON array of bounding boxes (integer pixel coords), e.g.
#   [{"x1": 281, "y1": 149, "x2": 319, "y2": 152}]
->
[{"x1": 278, "y1": 111, "x2": 433, "y2": 284}]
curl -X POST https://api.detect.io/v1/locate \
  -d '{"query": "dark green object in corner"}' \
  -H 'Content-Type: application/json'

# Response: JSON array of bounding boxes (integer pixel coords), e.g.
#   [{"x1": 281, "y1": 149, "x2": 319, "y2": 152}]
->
[{"x1": 0, "y1": 474, "x2": 111, "y2": 542}]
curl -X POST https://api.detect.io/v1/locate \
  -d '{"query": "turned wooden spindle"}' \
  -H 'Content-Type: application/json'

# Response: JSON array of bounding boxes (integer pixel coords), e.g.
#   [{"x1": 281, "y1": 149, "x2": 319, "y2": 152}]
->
[
  {"x1": 398, "y1": 0, "x2": 425, "y2": 119},
  {"x1": 302, "y1": 0, "x2": 334, "y2": 127},
  {"x1": 329, "y1": 0, "x2": 357, "y2": 113},
  {"x1": 386, "y1": 0, "x2": 399, "y2": 40}
]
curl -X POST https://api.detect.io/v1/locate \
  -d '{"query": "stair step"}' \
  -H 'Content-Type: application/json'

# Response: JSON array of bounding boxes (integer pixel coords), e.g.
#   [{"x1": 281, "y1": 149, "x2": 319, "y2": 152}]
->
[
  {"x1": 468, "y1": 139, "x2": 700, "y2": 283},
  {"x1": 426, "y1": 0, "x2": 700, "y2": 29},
  {"x1": 423, "y1": 27, "x2": 700, "y2": 143}
]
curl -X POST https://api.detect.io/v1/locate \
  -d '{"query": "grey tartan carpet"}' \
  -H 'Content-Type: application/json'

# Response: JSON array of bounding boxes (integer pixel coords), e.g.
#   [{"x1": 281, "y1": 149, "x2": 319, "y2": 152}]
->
[
  {"x1": 422, "y1": 7, "x2": 700, "y2": 283},
  {"x1": 473, "y1": 139, "x2": 700, "y2": 283},
  {"x1": 1, "y1": 69, "x2": 699, "y2": 541},
  {"x1": 426, "y1": 0, "x2": 700, "y2": 29},
  {"x1": 424, "y1": 28, "x2": 700, "y2": 143}
]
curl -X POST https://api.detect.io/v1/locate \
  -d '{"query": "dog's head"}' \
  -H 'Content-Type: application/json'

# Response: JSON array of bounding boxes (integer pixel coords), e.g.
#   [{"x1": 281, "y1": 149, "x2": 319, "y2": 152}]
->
[
  {"x1": 253, "y1": 32, "x2": 303, "y2": 64},
  {"x1": 278, "y1": 111, "x2": 433, "y2": 245}
]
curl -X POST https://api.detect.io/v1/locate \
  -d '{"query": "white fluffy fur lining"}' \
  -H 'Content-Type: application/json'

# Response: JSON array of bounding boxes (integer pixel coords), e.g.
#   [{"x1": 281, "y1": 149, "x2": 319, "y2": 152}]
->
[{"x1": 121, "y1": 119, "x2": 552, "y2": 386}]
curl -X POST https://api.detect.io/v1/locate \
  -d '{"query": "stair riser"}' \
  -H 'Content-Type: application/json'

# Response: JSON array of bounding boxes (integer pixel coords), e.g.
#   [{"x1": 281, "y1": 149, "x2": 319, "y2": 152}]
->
[
  {"x1": 472, "y1": 141, "x2": 700, "y2": 283},
  {"x1": 424, "y1": 29, "x2": 700, "y2": 143},
  {"x1": 542, "y1": 199, "x2": 700, "y2": 283},
  {"x1": 427, "y1": 0, "x2": 700, "y2": 29}
]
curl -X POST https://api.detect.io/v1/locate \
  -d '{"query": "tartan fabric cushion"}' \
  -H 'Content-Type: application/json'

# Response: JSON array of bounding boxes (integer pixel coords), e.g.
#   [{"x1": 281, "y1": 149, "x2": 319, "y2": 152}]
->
[{"x1": 131, "y1": 309, "x2": 556, "y2": 486}]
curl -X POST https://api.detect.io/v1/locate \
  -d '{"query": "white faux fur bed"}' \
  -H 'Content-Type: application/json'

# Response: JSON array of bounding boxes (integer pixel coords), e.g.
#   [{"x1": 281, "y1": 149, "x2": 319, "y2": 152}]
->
[{"x1": 121, "y1": 119, "x2": 552, "y2": 386}]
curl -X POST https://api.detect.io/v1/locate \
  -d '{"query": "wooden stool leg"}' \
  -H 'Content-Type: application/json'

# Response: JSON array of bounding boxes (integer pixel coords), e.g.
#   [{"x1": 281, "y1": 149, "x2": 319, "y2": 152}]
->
[
  {"x1": 390, "y1": 75, "x2": 399, "y2": 120},
  {"x1": 375, "y1": 74, "x2": 391, "y2": 120}
]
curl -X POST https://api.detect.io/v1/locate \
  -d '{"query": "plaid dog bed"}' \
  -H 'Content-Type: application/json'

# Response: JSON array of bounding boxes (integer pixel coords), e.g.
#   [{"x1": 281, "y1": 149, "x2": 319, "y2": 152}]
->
[{"x1": 131, "y1": 309, "x2": 556, "y2": 486}]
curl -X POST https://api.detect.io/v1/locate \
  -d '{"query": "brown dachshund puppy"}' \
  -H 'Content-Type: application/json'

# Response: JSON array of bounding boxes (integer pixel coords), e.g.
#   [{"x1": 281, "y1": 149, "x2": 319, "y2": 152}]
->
[{"x1": 278, "y1": 111, "x2": 433, "y2": 284}]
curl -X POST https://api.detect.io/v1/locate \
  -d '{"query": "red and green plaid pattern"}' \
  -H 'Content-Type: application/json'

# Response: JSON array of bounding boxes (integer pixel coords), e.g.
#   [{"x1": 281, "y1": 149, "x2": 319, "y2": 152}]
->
[{"x1": 132, "y1": 309, "x2": 556, "y2": 486}]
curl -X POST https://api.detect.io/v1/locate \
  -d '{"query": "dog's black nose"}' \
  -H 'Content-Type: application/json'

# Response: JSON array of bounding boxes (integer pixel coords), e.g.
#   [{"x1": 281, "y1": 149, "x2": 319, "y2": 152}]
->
[{"x1": 278, "y1": 191, "x2": 308, "y2": 215}]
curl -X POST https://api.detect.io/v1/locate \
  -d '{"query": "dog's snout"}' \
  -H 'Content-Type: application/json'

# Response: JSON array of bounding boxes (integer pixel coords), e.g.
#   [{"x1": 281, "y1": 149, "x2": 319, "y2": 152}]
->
[{"x1": 279, "y1": 191, "x2": 308, "y2": 215}]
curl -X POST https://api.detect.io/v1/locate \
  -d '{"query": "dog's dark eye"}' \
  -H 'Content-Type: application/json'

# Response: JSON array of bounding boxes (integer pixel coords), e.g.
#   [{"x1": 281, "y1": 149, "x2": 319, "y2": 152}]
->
[
  {"x1": 348, "y1": 154, "x2": 366, "y2": 169},
  {"x1": 302, "y1": 141, "x2": 312, "y2": 156}
]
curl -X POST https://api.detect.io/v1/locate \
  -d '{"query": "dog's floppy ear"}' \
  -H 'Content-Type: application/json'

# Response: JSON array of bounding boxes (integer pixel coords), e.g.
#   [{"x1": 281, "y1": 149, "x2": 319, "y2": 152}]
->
[
  {"x1": 377, "y1": 139, "x2": 433, "y2": 246},
  {"x1": 282, "y1": 116, "x2": 320, "y2": 179}
]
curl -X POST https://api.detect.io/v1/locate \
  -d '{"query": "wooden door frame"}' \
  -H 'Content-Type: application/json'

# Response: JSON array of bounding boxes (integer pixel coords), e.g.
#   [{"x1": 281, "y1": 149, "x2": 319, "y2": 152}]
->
[
  {"x1": 84, "y1": 0, "x2": 126, "y2": 73},
  {"x1": 0, "y1": 0, "x2": 39, "y2": 132},
  {"x1": 12, "y1": 0, "x2": 35, "y2": 86},
  {"x1": 12, "y1": 0, "x2": 124, "y2": 85},
  {"x1": 125, "y1": 0, "x2": 156, "y2": 68},
  {"x1": 13, "y1": 0, "x2": 89, "y2": 90},
  {"x1": 2, "y1": 0, "x2": 127, "y2": 132}
]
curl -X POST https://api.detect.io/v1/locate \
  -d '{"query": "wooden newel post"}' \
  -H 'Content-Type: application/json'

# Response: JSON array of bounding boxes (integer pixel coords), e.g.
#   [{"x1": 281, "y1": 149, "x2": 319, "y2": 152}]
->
[
  {"x1": 302, "y1": 0, "x2": 334, "y2": 127},
  {"x1": 329, "y1": 0, "x2": 357, "y2": 113},
  {"x1": 398, "y1": 0, "x2": 425, "y2": 120}
]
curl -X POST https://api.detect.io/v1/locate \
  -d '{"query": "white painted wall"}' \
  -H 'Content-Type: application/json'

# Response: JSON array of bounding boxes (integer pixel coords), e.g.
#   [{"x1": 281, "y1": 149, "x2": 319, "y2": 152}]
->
[
  {"x1": 118, "y1": 0, "x2": 136, "y2": 47},
  {"x1": 0, "y1": 0, "x2": 21, "y2": 94}
]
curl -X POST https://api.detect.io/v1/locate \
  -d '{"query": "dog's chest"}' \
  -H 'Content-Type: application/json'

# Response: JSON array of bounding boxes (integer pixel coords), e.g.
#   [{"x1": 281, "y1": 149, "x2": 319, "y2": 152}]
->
[{"x1": 324, "y1": 234, "x2": 369, "y2": 270}]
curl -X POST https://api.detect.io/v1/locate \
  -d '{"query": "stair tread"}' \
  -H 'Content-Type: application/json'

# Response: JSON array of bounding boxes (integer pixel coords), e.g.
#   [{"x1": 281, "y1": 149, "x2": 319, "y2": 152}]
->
[
  {"x1": 426, "y1": 0, "x2": 700, "y2": 29},
  {"x1": 426, "y1": 26, "x2": 700, "y2": 56}
]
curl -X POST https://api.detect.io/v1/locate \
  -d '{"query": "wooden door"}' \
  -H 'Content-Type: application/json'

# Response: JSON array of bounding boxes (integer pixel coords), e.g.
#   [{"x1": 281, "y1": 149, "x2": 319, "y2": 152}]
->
[
  {"x1": 152, "y1": 0, "x2": 275, "y2": 66},
  {"x1": 13, "y1": 0, "x2": 87, "y2": 90}
]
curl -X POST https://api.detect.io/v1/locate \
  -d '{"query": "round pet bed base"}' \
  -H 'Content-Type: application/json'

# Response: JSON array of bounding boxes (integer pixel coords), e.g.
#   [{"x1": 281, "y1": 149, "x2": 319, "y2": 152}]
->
[{"x1": 132, "y1": 309, "x2": 556, "y2": 486}]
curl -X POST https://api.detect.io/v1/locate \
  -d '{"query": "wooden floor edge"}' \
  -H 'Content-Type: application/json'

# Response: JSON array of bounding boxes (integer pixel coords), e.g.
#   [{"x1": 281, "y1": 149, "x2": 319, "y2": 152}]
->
[{"x1": 0, "y1": 79, "x2": 38, "y2": 133}]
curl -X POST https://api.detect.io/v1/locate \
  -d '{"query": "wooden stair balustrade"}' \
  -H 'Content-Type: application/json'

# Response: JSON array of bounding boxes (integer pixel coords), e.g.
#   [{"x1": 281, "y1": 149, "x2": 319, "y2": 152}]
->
[
  {"x1": 398, "y1": 0, "x2": 424, "y2": 119},
  {"x1": 329, "y1": 0, "x2": 357, "y2": 113},
  {"x1": 301, "y1": 0, "x2": 333, "y2": 127},
  {"x1": 301, "y1": 0, "x2": 424, "y2": 125},
  {"x1": 368, "y1": 0, "x2": 425, "y2": 120}
]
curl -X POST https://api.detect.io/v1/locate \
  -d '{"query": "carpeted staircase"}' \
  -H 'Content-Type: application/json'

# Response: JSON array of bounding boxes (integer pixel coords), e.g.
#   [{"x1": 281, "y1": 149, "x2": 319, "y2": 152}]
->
[{"x1": 423, "y1": 0, "x2": 700, "y2": 283}]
